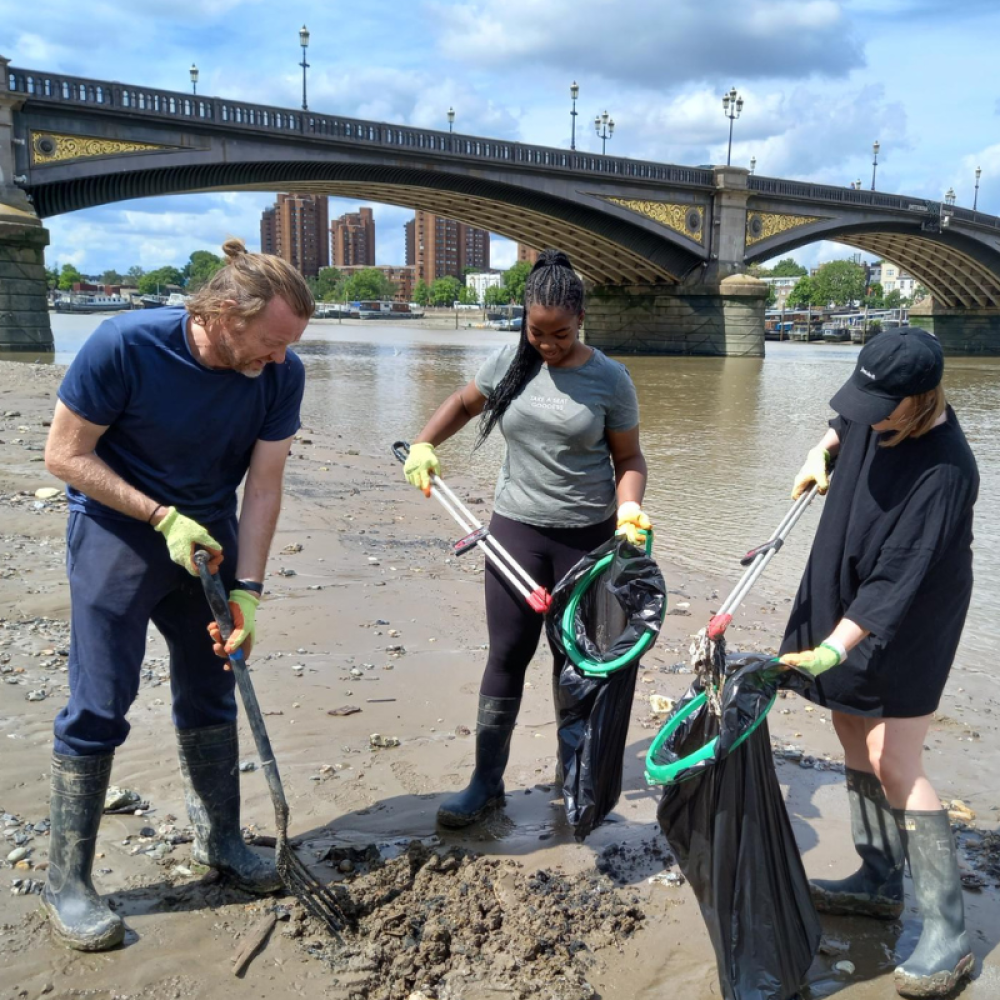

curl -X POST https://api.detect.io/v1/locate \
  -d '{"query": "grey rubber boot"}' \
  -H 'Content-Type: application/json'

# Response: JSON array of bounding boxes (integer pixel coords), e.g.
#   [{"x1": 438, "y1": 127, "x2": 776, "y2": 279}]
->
[
  {"x1": 810, "y1": 768, "x2": 905, "y2": 919},
  {"x1": 893, "y1": 809, "x2": 975, "y2": 998},
  {"x1": 176, "y1": 723, "x2": 281, "y2": 894},
  {"x1": 41, "y1": 753, "x2": 125, "y2": 951},
  {"x1": 437, "y1": 696, "x2": 521, "y2": 828}
]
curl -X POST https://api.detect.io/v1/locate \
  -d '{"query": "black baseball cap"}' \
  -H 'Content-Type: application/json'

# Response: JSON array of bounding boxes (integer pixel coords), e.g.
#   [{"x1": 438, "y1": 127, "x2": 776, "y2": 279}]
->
[{"x1": 830, "y1": 327, "x2": 944, "y2": 425}]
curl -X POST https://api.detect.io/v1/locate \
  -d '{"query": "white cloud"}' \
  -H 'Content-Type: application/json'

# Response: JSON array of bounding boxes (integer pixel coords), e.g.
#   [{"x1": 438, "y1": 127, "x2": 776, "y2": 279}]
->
[
  {"x1": 491, "y1": 238, "x2": 516, "y2": 270},
  {"x1": 430, "y1": 0, "x2": 862, "y2": 86}
]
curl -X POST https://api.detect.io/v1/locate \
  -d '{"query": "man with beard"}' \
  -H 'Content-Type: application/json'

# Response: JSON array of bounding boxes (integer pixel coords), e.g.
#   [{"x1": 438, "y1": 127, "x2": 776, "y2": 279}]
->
[{"x1": 40, "y1": 238, "x2": 313, "y2": 950}]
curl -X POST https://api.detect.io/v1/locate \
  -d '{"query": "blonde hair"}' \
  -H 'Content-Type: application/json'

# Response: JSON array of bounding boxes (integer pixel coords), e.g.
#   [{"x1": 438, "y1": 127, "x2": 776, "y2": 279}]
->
[
  {"x1": 880, "y1": 384, "x2": 947, "y2": 448},
  {"x1": 186, "y1": 238, "x2": 315, "y2": 325}
]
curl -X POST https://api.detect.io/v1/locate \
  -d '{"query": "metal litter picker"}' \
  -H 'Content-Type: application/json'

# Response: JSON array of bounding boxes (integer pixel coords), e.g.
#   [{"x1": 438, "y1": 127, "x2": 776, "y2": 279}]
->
[
  {"x1": 392, "y1": 441, "x2": 552, "y2": 613},
  {"x1": 194, "y1": 551, "x2": 351, "y2": 935}
]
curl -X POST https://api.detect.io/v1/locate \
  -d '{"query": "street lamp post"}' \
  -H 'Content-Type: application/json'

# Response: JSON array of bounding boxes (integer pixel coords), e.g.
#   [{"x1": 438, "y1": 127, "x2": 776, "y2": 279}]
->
[
  {"x1": 722, "y1": 86, "x2": 743, "y2": 166},
  {"x1": 945, "y1": 187, "x2": 956, "y2": 206},
  {"x1": 749, "y1": 155, "x2": 756, "y2": 176},
  {"x1": 594, "y1": 110, "x2": 614, "y2": 155},
  {"x1": 974, "y1": 166, "x2": 982, "y2": 211},
  {"x1": 299, "y1": 24, "x2": 310, "y2": 112},
  {"x1": 189, "y1": 64, "x2": 198, "y2": 95},
  {"x1": 871, "y1": 140, "x2": 880, "y2": 190},
  {"x1": 447, "y1": 107, "x2": 455, "y2": 133},
  {"x1": 570, "y1": 81, "x2": 579, "y2": 151}
]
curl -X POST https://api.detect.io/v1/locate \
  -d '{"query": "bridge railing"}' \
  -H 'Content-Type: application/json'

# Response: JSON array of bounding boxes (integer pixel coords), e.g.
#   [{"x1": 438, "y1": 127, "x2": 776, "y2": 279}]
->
[
  {"x1": 750, "y1": 176, "x2": 1000, "y2": 232},
  {"x1": 7, "y1": 65, "x2": 715, "y2": 188}
]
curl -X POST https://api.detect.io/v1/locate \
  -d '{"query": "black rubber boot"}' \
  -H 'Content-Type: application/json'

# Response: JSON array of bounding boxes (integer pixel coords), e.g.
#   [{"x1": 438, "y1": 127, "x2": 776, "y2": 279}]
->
[
  {"x1": 41, "y1": 753, "x2": 125, "y2": 951},
  {"x1": 810, "y1": 768, "x2": 905, "y2": 919},
  {"x1": 437, "y1": 696, "x2": 521, "y2": 828},
  {"x1": 176, "y1": 723, "x2": 281, "y2": 894},
  {"x1": 893, "y1": 809, "x2": 974, "y2": 998}
]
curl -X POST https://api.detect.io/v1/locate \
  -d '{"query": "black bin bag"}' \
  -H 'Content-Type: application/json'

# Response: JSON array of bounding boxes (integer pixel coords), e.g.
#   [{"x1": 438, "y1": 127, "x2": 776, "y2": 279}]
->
[
  {"x1": 547, "y1": 536, "x2": 666, "y2": 840},
  {"x1": 652, "y1": 654, "x2": 821, "y2": 1000}
]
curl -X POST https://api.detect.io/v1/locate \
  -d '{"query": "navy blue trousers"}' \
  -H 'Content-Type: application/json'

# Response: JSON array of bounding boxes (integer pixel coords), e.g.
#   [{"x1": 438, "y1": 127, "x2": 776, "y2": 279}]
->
[{"x1": 54, "y1": 511, "x2": 239, "y2": 756}]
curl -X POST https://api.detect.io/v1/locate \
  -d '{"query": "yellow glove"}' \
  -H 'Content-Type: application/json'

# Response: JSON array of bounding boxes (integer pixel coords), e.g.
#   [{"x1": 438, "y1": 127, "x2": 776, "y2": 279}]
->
[
  {"x1": 616, "y1": 501, "x2": 652, "y2": 548},
  {"x1": 208, "y1": 589, "x2": 259, "y2": 660},
  {"x1": 791, "y1": 446, "x2": 830, "y2": 500},
  {"x1": 404, "y1": 442, "x2": 440, "y2": 497},
  {"x1": 154, "y1": 507, "x2": 223, "y2": 576},
  {"x1": 780, "y1": 639, "x2": 845, "y2": 678}
]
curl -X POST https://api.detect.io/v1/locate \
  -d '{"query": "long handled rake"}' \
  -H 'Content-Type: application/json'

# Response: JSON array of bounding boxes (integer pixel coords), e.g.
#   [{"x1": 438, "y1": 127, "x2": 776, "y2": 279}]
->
[
  {"x1": 392, "y1": 441, "x2": 552, "y2": 613},
  {"x1": 194, "y1": 551, "x2": 351, "y2": 934}
]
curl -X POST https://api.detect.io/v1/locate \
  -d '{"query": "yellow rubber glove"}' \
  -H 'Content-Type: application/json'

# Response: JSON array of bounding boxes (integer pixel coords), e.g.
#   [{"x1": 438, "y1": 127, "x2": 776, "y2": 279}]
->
[
  {"x1": 791, "y1": 446, "x2": 831, "y2": 500},
  {"x1": 404, "y1": 442, "x2": 441, "y2": 497},
  {"x1": 780, "y1": 640, "x2": 845, "y2": 678},
  {"x1": 616, "y1": 501, "x2": 652, "y2": 548},
  {"x1": 154, "y1": 507, "x2": 223, "y2": 576},
  {"x1": 208, "y1": 589, "x2": 259, "y2": 661}
]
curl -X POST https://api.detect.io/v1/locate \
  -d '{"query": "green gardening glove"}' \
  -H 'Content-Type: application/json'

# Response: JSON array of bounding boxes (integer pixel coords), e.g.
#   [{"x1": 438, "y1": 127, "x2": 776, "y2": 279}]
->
[
  {"x1": 154, "y1": 506, "x2": 223, "y2": 576},
  {"x1": 208, "y1": 589, "x2": 258, "y2": 659},
  {"x1": 404, "y1": 442, "x2": 441, "y2": 497},
  {"x1": 780, "y1": 640, "x2": 844, "y2": 678}
]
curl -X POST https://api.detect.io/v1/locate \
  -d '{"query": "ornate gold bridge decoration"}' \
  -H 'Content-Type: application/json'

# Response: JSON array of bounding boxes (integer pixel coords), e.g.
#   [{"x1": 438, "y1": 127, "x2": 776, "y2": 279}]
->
[
  {"x1": 746, "y1": 211, "x2": 826, "y2": 247},
  {"x1": 604, "y1": 198, "x2": 706, "y2": 244},
  {"x1": 30, "y1": 132, "x2": 175, "y2": 165}
]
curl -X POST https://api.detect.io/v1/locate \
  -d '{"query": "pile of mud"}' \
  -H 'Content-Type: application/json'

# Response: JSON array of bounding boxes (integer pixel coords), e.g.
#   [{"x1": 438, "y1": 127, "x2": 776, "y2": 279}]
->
[{"x1": 295, "y1": 841, "x2": 645, "y2": 1000}]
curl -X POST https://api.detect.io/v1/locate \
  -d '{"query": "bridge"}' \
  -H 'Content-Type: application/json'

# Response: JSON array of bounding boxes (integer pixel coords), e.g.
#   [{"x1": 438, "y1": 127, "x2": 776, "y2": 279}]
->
[{"x1": 3, "y1": 55, "x2": 1000, "y2": 356}]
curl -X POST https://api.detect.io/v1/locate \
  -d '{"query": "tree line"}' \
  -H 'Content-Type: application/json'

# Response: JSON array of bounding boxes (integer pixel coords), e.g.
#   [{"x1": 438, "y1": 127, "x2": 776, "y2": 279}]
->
[
  {"x1": 47, "y1": 251, "x2": 227, "y2": 297},
  {"x1": 754, "y1": 257, "x2": 927, "y2": 310}
]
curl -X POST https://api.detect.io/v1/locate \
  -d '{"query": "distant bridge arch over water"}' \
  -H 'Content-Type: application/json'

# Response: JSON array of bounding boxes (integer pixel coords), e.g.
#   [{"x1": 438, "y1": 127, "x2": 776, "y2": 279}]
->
[{"x1": 3, "y1": 55, "x2": 1000, "y2": 354}]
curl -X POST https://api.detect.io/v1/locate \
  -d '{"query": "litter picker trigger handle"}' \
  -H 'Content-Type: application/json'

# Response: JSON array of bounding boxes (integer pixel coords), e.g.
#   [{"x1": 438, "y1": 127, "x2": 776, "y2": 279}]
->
[
  {"x1": 454, "y1": 526, "x2": 490, "y2": 556},
  {"x1": 391, "y1": 441, "x2": 410, "y2": 465},
  {"x1": 194, "y1": 550, "x2": 234, "y2": 644},
  {"x1": 740, "y1": 537, "x2": 783, "y2": 567}
]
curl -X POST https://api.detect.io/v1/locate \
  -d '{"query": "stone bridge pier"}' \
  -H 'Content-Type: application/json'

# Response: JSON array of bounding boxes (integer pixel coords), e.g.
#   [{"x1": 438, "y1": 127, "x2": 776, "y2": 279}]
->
[
  {"x1": 0, "y1": 57, "x2": 53, "y2": 354},
  {"x1": 583, "y1": 168, "x2": 768, "y2": 356}
]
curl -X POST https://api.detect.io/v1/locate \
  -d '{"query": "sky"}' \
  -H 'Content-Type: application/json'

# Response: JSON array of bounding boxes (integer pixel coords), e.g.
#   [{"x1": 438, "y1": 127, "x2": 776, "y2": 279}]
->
[{"x1": 4, "y1": 0, "x2": 999, "y2": 277}]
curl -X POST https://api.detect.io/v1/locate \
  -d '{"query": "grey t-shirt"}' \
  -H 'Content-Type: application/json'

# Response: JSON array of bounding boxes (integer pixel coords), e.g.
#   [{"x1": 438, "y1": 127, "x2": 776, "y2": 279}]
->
[{"x1": 474, "y1": 345, "x2": 640, "y2": 528}]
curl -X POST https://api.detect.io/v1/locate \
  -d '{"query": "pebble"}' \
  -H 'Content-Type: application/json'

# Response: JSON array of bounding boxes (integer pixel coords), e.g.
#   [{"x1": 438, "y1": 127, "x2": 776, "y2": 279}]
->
[
  {"x1": 834, "y1": 961, "x2": 856, "y2": 975},
  {"x1": 649, "y1": 694, "x2": 674, "y2": 715},
  {"x1": 25, "y1": 689, "x2": 47, "y2": 701},
  {"x1": 369, "y1": 733, "x2": 401, "y2": 749},
  {"x1": 104, "y1": 786, "x2": 142, "y2": 812},
  {"x1": 6, "y1": 846, "x2": 29, "y2": 863},
  {"x1": 277, "y1": 568, "x2": 297, "y2": 577},
  {"x1": 239, "y1": 761, "x2": 257, "y2": 772},
  {"x1": 338, "y1": 859, "x2": 354, "y2": 873},
  {"x1": 34, "y1": 488, "x2": 62, "y2": 501}
]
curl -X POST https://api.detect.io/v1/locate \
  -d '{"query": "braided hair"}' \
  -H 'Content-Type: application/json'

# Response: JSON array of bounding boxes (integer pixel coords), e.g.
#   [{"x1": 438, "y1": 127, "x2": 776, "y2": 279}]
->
[{"x1": 475, "y1": 249, "x2": 585, "y2": 448}]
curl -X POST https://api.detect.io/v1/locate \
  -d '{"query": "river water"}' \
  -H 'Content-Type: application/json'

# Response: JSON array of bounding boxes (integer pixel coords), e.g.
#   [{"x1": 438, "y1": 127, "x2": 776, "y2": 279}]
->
[{"x1": 30, "y1": 315, "x2": 1000, "y2": 683}]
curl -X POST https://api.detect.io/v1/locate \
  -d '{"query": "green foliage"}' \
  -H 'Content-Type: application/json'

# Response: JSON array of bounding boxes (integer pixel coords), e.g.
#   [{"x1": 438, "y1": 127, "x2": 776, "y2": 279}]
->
[
  {"x1": 883, "y1": 289, "x2": 902, "y2": 309},
  {"x1": 813, "y1": 259, "x2": 866, "y2": 307},
  {"x1": 913, "y1": 284, "x2": 929, "y2": 303},
  {"x1": 502, "y1": 260, "x2": 533, "y2": 303},
  {"x1": 45, "y1": 264, "x2": 60, "y2": 290},
  {"x1": 412, "y1": 279, "x2": 431, "y2": 307},
  {"x1": 99, "y1": 269, "x2": 124, "y2": 285},
  {"x1": 483, "y1": 284, "x2": 509, "y2": 307},
  {"x1": 342, "y1": 268, "x2": 397, "y2": 302},
  {"x1": 765, "y1": 283, "x2": 777, "y2": 308},
  {"x1": 765, "y1": 257, "x2": 808, "y2": 278},
  {"x1": 184, "y1": 251, "x2": 225, "y2": 291},
  {"x1": 430, "y1": 275, "x2": 463, "y2": 306},
  {"x1": 126, "y1": 265, "x2": 146, "y2": 282},
  {"x1": 787, "y1": 275, "x2": 817, "y2": 309},
  {"x1": 866, "y1": 281, "x2": 884, "y2": 308},
  {"x1": 313, "y1": 267, "x2": 344, "y2": 301},
  {"x1": 57, "y1": 263, "x2": 85, "y2": 292},
  {"x1": 137, "y1": 266, "x2": 185, "y2": 296},
  {"x1": 866, "y1": 320, "x2": 882, "y2": 337},
  {"x1": 458, "y1": 284, "x2": 479, "y2": 305}
]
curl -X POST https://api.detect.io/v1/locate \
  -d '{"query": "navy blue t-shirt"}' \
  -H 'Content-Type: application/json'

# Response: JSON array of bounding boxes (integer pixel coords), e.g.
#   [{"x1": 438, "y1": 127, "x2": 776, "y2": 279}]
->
[{"x1": 58, "y1": 308, "x2": 305, "y2": 523}]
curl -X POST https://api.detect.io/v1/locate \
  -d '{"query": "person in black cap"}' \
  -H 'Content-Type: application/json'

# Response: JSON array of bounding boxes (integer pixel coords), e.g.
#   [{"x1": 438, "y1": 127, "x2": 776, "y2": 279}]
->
[{"x1": 779, "y1": 327, "x2": 979, "y2": 998}]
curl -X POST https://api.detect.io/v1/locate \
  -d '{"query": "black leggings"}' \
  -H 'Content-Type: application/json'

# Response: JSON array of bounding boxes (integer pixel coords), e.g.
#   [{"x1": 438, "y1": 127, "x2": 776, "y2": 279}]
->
[{"x1": 480, "y1": 512, "x2": 616, "y2": 699}]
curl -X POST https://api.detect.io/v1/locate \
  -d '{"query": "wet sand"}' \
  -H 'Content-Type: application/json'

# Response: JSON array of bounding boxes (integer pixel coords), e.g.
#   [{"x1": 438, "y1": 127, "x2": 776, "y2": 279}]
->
[{"x1": 1, "y1": 359, "x2": 998, "y2": 1000}]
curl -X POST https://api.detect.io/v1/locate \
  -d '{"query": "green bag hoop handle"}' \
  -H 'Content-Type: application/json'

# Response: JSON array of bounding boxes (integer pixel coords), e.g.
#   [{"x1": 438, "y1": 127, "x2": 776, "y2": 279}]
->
[
  {"x1": 560, "y1": 530, "x2": 658, "y2": 679},
  {"x1": 643, "y1": 682, "x2": 778, "y2": 787}
]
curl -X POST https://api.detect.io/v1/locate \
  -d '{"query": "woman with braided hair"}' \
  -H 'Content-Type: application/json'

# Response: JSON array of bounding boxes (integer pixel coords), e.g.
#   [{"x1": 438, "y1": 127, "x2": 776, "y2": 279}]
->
[{"x1": 404, "y1": 249, "x2": 650, "y2": 827}]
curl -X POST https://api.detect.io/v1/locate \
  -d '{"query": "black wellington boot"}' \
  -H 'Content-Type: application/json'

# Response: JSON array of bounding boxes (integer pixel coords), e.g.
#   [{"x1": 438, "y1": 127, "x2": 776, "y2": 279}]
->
[
  {"x1": 893, "y1": 809, "x2": 975, "y2": 998},
  {"x1": 176, "y1": 723, "x2": 282, "y2": 894},
  {"x1": 810, "y1": 768, "x2": 905, "y2": 919},
  {"x1": 41, "y1": 753, "x2": 125, "y2": 951},
  {"x1": 437, "y1": 696, "x2": 521, "y2": 828}
]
